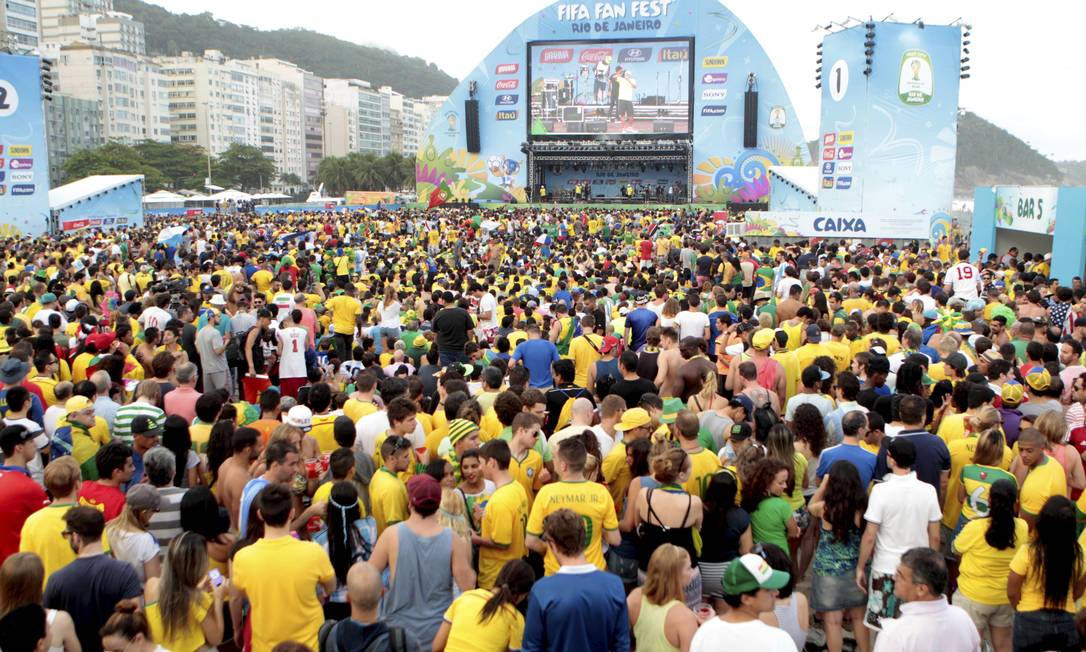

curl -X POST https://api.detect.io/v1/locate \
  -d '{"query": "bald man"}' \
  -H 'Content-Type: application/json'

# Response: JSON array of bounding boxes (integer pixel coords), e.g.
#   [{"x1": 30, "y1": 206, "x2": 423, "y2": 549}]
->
[
  {"x1": 321, "y1": 563, "x2": 420, "y2": 651},
  {"x1": 549, "y1": 397, "x2": 596, "y2": 451}
]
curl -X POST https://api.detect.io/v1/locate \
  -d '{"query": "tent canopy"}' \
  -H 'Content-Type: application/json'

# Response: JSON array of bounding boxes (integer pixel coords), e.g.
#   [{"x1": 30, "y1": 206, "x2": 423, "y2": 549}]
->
[
  {"x1": 252, "y1": 192, "x2": 291, "y2": 200},
  {"x1": 50, "y1": 175, "x2": 144, "y2": 212},
  {"x1": 205, "y1": 189, "x2": 252, "y2": 201},
  {"x1": 143, "y1": 189, "x2": 186, "y2": 203}
]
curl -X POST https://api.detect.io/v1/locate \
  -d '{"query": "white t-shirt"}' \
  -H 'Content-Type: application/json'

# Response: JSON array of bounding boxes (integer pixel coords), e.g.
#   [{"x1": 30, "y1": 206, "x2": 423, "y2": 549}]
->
[
  {"x1": 690, "y1": 617, "x2": 796, "y2": 652},
  {"x1": 139, "y1": 306, "x2": 172, "y2": 331},
  {"x1": 945, "y1": 262, "x2": 981, "y2": 300},
  {"x1": 903, "y1": 292, "x2": 937, "y2": 313},
  {"x1": 378, "y1": 301, "x2": 401, "y2": 328},
  {"x1": 277, "y1": 327, "x2": 309, "y2": 379},
  {"x1": 776, "y1": 277, "x2": 802, "y2": 300},
  {"x1": 674, "y1": 310, "x2": 710, "y2": 341},
  {"x1": 477, "y1": 293, "x2": 498, "y2": 330},
  {"x1": 864, "y1": 472, "x2": 942, "y2": 575},
  {"x1": 354, "y1": 410, "x2": 425, "y2": 457},
  {"x1": 783, "y1": 393, "x2": 836, "y2": 420},
  {"x1": 107, "y1": 529, "x2": 160, "y2": 583},
  {"x1": 271, "y1": 292, "x2": 294, "y2": 322}
]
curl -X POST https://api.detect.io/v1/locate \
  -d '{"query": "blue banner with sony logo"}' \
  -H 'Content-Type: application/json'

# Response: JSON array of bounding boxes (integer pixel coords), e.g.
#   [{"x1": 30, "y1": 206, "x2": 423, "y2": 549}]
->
[{"x1": 0, "y1": 53, "x2": 50, "y2": 236}]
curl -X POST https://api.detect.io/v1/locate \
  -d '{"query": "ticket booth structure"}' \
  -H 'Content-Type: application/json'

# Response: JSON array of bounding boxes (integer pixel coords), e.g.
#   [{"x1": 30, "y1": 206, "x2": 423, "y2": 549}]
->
[{"x1": 970, "y1": 186, "x2": 1086, "y2": 284}]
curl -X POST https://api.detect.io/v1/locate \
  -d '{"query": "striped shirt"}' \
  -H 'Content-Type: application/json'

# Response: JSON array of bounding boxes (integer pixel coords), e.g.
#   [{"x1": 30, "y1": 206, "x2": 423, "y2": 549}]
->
[
  {"x1": 147, "y1": 486, "x2": 187, "y2": 547},
  {"x1": 112, "y1": 403, "x2": 166, "y2": 444}
]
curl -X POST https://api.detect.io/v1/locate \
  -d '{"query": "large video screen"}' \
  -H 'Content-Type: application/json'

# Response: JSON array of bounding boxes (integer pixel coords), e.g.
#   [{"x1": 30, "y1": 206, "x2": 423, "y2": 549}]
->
[{"x1": 527, "y1": 38, "x2": 693, "y2": 139}]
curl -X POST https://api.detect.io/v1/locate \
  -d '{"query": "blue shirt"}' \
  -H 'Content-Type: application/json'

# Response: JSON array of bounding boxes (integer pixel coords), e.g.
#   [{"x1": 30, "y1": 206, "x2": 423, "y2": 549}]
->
[
  {"x1": 625, "y1": 308, "x2": 658, "y2": 351},
  {"x1": 237, "y1": 477, "x2": 270, "y2": 538},
  {"x1": 512, "y1": 338, "x2": 560, "y2": 388},
  {"x1": 817, "y1": 442, "x2": 878, "y2": 488},
  {"x1": 523, "y1": 566, "x2": 630, "y2": 652},
  {"x1": 707, "y1": 309, "x2": 734, "y2": 356},
  {"x1": 873, "y1": 428, "x2": 951, "y2": 491}
]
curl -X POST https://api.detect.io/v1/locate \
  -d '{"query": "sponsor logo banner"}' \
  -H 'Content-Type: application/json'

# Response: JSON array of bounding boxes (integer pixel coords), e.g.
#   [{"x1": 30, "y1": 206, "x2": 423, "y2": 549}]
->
[
  {"x1": 837, "y1": 131, "x2": 854, "y2": 145},
  {"x1": 495, "y1": 79, "x2": 518, "y2": 90},
  {"x1": 702, "y1": 56, "x2": 728, "y2": 67},
  {"x1": 700, "y1": 105, "x2": 727, "y2": 116},
  {"x1": 700, "y1": 89, "x2": 727, "y2": 101},
  {"x1": 7, "y1": 145, "x2": 30, "y2": 156},
  {"x1": 618, "y1": 47, "x2": 652, "y2": 63},
  {"x1": 659, "y1": 47, "x2": 689, "y2": 62},
  {"x1": 495, "y1": 63, "x2": 519, "y2": 75},
  {"x1": 822, "y1": 177, "x2": 834, "y2": 189},
  {"x1": 11, "y1": 184, "x2": 34, "y2": 195},
  {"x1": 539, "y1": 48, "x2": 574, "y2": 64},
  {"x1": 835, "y1": 162, "x2": 853, "y2": 176},
  {"x1": 701, "y1": 73, "x2": 728, "y2": 84},
  {"x1": 9, "y1": 172, "x2": 31, "y2": 183},
  {"x1": 821, "y1": 147, "x2": 835, "y2": 161},
  {"x1": 821, "y1": 162, "x2": 835, "y2": 175},
  {"x1": 9, "y1": 158, "x2": 32, "y2": 170},
  {"x1": 835, "y1": 177, "x2": 852, "y2": 190},
  {"x1": 837, "y1": 147, "x2": 853, "y2": 160},
  {"x1": 578, "y1": 48, "x2": 613, "y2": 64},
  {"x1": 495, "y1": 110, "x2": 519, "y2": 121},
  {"x1": 495, "y1": 94, "x2": 518, "y2": 106},
  {"x1": 822, "y1": 133, "x2": 836, "y2": 146}
]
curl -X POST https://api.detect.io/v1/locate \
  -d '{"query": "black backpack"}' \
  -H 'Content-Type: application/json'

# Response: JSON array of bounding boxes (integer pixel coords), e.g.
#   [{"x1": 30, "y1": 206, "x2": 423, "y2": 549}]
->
[
  {"x1": 752, "y1": 397, "x2": 779, "y2": 443},
  {"x1": 317, "y1": 619, "x2": 407, "y2": 652}
]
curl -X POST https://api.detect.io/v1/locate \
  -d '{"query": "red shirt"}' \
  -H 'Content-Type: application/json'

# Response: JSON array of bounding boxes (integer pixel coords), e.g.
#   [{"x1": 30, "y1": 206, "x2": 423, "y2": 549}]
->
[
  {"x1": 0, "y1": 465, "x2": 48, "y2": 563},
  {"x1": 639, "y1": 240, "x2": 653, "y2": 260},
  {"x1": 77, "y1": 481, "x2": 126, "y2": 521}
]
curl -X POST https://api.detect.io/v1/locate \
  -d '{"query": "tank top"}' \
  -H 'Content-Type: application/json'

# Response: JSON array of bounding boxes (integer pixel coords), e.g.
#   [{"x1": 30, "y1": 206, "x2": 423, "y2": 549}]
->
[
  {"x1": 773, "y1": 597, "x2": 806, "y2": 651},
  {"x1": 633, "y1": 599, "x2": 682, "y2": 652},
  {"x1": 637, "y1": 487, "x2": 698, "y2": 570},
  {"x1": 380, "y1": 524, "x2": 454, "y2": 651},
  {"x1": 46, "y1": 609, "x2": 63, "y2": 652}
]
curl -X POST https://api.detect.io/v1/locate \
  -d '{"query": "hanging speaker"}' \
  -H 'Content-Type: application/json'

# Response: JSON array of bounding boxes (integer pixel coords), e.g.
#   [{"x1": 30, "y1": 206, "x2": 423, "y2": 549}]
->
[
  {"x1": 465, "y1": 99, "x2": 480, "y2": 153},
  {"x1": 743, "y1": 89, "x2": 758, "y2": 148}
]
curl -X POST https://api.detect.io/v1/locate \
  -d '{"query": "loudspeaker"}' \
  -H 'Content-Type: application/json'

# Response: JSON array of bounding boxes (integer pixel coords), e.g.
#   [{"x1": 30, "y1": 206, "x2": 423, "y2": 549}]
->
[
  {"x1": 562, "y1": 106, "x2": 583, "y2": 122},
  {"x1": 465, "y1": 99, "x2": 480, "y2": 153},
  {"x1": 743, "y1": 90, "x2": 758, "y2": 148},
  {"x1": 564, "y1": 121, "x2": 584, "y2": 132},
  {"x1": 653, "y1": 121, "x2": 674, "y2": 133},
  {"x1": 585, "y1": 120, "x2": 607, "y2": 133}
]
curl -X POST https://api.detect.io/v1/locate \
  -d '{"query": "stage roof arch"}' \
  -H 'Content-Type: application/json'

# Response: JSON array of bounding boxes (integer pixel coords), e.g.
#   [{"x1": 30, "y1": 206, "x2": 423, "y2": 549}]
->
[{"x1": 416, "y1": 0, "x2": 810, "y2": 205}]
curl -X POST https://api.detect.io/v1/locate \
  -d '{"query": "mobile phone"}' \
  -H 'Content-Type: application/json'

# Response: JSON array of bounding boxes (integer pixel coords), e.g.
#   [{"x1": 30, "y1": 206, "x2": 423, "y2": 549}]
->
[{"x1": 208, "y1": 568, "x2": 224, "y2": 588}]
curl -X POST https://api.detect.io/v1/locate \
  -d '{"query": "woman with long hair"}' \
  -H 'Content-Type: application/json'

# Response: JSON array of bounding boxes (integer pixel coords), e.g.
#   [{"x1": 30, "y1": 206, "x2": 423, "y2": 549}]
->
[
  {"x1": 632, "y1": 443, "x2": 702, "y2": 574},
  {"x1": 953, "y1": 479, "x2": 1026, "y2": 652},
  {"x1": 956, "y1": 428, "x2": 1016, "y2": 532},
  {"x1": 205, "y1": 419, "x2": 236, "y2": 488},
  {"x1": 313, "y1": 481, "x2": 377, "y2": 620},
  {"x1": 162, "y1": 414, "x2": 200, "y2": 488},
  {"x1": 376, "y1": 285, "x2": 401, "y2": 356},
  {"x1": 764, "y1": 423, "x2": 807, "y2": 512},
  {"x1": 697, "y1": 471, "x2": 752, "y2": 610},
  {"x1": 0, "y1": 552, "x2": 81, "y2": 652},
  {"x1": 808, "y1": 460, "x2": 869, "y2": 652},
  {"x1": 1008, "y1": 495, "x2": 1086, "y2": 651},
  {"x1": 660, "y1": 298, "x2": 680, "y2": 329},
  {"x1": 626, "y1": 544, "x2": 701, "y2": 652},
  {"x1": 432, "y1": 559, "x2": 535, "y2": 652},
  {"x1": 99, "y1": 605, "x2": 160, "y2": 652},
  {"x1": 614, "y1": 438, "x2": 654, "y2": 589},
  {"x1": 107, "y1": 485, "x2": 162, "y2": 582},
  {"x1": 1033, "y1": 410, "x2": 1086, "y2": 495},
  {"x1": 144, "y1": 532, "x2": 228, "y2": 652},
  {"x1": 742, "y1": 457, "x2": 799, "y2": 556},
  {"x1": 425, "y1": 459, "x2": 472, "y2": 543},
  {"x1": 688, "y1": 367, "x2": 727, "y2": 413}
]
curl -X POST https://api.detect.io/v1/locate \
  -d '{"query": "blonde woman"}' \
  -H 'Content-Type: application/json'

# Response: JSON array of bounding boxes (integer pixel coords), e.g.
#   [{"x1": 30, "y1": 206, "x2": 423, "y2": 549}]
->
[
  {"x1": 660, "y1": 299, "x2": 680, "y2": 329},
  {"x1": 145, "y1": 532, "x2": 228, "y2": 652},
  {"x1": 626, "y1": 544, "x2": 700, "y2": 652},
  {"x1": 107, "y1": 485, "x2": 162, "y2": 583},
  {"x1": 426, "y1": 459, "x2": 473, "y2": 542},
  {"x1": 688, "y1": 367, "x2": 727, "y2": 414},
  {"x1": 1032, "y1": 411, "x2": 1085, "y2": 493},
  {"x1": 376, "y1": 285, "x2": 402, "y2": 356}
]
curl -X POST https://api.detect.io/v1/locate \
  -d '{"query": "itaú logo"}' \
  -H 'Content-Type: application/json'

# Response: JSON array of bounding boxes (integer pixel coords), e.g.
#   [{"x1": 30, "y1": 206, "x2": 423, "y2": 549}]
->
[{"x1": 814, "y1": 216, "x2": 867, "y2": 233}]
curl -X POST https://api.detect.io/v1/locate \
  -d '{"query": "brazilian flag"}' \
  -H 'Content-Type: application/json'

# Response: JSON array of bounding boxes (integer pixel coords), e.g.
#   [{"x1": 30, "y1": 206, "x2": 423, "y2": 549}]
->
[{"x1": 755, "y1": 266, "x2": 775, "y2": 290}]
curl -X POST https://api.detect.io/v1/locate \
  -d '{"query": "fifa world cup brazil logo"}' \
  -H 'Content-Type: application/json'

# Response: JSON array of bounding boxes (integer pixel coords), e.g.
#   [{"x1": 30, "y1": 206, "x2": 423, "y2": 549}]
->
[{"x1": 910, "y1": 59, "x2": 921, "y2": 81}]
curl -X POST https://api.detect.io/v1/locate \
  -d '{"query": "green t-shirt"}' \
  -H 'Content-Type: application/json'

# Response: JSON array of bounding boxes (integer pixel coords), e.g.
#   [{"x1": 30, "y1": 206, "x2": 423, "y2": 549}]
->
[
  {"x1": 750, "y1": 496, "x2": 792, "y2": 555},
  {"x1": 498, "y1": 426, "x2": 552, "y2": 463}
]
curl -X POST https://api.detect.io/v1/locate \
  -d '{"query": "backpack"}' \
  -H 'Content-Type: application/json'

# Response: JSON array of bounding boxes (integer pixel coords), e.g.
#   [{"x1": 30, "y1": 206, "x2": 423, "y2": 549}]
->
[
  {"x1": 752, "y1": 395, "x2": 779, "y2": 443},
  {"x1": 317, "y1": 619, "x2": 407, "y2": 652}
]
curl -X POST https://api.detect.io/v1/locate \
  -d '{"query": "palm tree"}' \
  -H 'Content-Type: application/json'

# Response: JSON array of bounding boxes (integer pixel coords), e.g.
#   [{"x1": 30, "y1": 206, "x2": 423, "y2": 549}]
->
[{"x1": 316, "y1": 157, "x2": 355, "y2": 195}]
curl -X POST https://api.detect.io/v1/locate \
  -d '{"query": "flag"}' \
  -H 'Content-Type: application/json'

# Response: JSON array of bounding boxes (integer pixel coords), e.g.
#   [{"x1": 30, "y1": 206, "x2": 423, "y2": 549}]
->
[{"x1": 428, "y1": 179, "x2": 452, "y2": 209}]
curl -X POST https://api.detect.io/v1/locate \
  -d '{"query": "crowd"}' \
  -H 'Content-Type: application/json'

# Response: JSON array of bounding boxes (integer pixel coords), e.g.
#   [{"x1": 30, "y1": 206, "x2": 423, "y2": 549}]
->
[{"x1": 0, "y1": 205, "x2": 1082, "y2": 652}]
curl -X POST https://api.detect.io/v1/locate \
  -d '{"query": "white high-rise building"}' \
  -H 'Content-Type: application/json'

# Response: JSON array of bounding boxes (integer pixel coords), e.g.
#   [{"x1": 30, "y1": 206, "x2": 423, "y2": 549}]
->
[
  {"x1": 1, "y1": 0, "x2": 41, "y2": 51},
  {"x1": 323, "y1": 78, "x2": 388, "y2": 156},
  {"x1": 243, "y1": 58, "x2": 322, "y2": 183},
  {"x1": 46, "y1": 10, "x2": 143, "y2": 54},
  {"x1": 49, "y1": 42, "x2": 171, "y2": 144},
  {"x1": 39, "y1": 0, "x2": 111, "y2": 37}
]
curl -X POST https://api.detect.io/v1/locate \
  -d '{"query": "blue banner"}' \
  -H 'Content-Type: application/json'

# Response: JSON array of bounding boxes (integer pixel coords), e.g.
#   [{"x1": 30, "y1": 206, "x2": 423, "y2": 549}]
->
[{"x1": 0, "y1": 53, "x2": 50, "y2": 236}]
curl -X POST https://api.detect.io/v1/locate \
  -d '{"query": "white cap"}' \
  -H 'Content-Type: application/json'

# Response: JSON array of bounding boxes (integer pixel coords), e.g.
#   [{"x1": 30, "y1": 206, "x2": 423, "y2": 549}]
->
[
  {"x1": 210, "y1": 294, "x2": 227, "y2": 306},
  {"x1": 1045, "y1": 253, "x2": 1052, "y2": 260},
  {"x1": 64, "y1": 299, "x2": 80, "y2": 312},
  {"x1": 284, "y1": 405, "x2": 312, "y2": 431}
]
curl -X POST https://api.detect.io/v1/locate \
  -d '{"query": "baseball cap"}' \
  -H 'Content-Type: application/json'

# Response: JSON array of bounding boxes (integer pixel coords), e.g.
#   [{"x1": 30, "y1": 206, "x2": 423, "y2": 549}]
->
[
  {"x1": 805, "y1": 324, "x2": 821, "y2": 341},
  {"x1": 284, "y1": 405, "x2": 313, "y2": 431},
  {"x1": 1025, "y1": 368, "x2": 1051, "y2": 392},
  {"x1": 64, "y1": 299, "x2": 80, "y2": 312},
  {"x1": 130, "y1": 415, "x2": 162, "y2": 439},
  {"x1": 729, "y1": 394, "x2": 754, "y2": 419},
  {"x1": 125, "y1": 484, "x2": 161, "y2": 512},
  {"x1": 922, "y1": 309, "x2": 939, "y2": 321},
  {"x1": 0, "y1": 424, "x2": 35, "y2": 451},
  {"x1": 65, "y1": 395, "x2": 93, "y2": 416},
  {"x1": 981, "y1": 349, "x2": 1003, "y2": 363},
  {"x1": 615, "y1": 407, "x2": 652, "y2": 432},
  {"x1": 600, "y1": 336, "x2": 621, "y2": 355},
  {"x1": 40, "y1": 293, "x2": 57, "y2": 305},
  {"x1": 722, "y1": 553, "x2": 790, "y2": 594},
  {"x1": 1001, "y1": 381, "x2": 1024, "y2": 405},
  {"x1": 406, "y1": 474, "x2": 442, "y2": 511},
  {"x1": 944, "y1": 353, "x2": 969, "y2": 373},
  {"x1": 659, "y1": 397, "x2": 684, "y2": 424},
  {"x1": 210, "y1": 294, "x2": 227, "y2": 307},
  {"x1": 751, "y1": 328, "x2": 774, "y2": 350},
  {"x1": 729, "y1": 422, "x2": 753, "y2": 442},
  {"x1": 447, "y1": 418, "x2": 480, "y2": 446}
]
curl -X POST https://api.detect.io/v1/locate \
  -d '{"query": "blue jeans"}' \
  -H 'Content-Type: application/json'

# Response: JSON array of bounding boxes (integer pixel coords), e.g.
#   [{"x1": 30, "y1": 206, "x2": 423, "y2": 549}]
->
[
  {"x1": 374, "y1": 327, "x2": 401, "y2": 354},
  {"x1": 1013, "y1": 610, "x2": 1079, "y2": 652},
  {"x1": 438, "y1": 349, "x2": 467, "y2": 367}
]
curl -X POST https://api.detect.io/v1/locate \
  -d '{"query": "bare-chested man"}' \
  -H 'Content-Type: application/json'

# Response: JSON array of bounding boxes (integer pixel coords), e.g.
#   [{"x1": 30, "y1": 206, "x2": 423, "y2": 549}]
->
[
  {"x1": 216, "y1": 426, "x2": 263, "y2": 530},
  {"x1": 654, "y1": 327, "x2": 683, "y2": 398}
]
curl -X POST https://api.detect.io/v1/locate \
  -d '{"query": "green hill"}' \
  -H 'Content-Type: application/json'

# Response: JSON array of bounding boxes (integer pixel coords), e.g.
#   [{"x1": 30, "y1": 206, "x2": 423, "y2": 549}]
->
[{"x1": 114, "y1": 0, "x2": 458, "y2": 98}]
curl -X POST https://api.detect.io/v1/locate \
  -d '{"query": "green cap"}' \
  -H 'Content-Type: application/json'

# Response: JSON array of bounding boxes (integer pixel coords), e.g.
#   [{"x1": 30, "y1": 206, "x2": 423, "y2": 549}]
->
[{"x1": 722, "y1": 553, "x2": 790, "y2": 594}]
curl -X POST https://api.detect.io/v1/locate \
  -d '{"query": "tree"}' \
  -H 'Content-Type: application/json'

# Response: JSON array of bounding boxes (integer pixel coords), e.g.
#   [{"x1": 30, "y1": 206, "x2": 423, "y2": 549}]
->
[
  {"x1": 279, "y1": 172, "x2": 303, "y2": 186},
  {"x1": 316, "y1": 157, "x2": 355, "y2": 196},
  {"x1": 212, "y1": 143, "x2": 277, "y2": 191},
  {"x1": 61, "y1": 141, "x2": 168, "y2": 190},
  {"x1": 134, "y1": 140, "x2": 208, "y2": 190}
]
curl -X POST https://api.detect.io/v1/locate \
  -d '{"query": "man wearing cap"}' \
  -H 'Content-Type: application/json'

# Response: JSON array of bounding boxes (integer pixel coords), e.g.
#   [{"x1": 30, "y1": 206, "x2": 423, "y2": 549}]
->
[
  {"x1": 522, "y1": 508, "x2": 629, "y2": 652},
  {"x1": 127, "y1": 415, "x2": 161, "y2": 488},
  {"x1": 794, "y1": 324, "x2": 828, "y2": 375},
  {"x1": 1019, "y1": 368, "x2": 1063, "y2": 422},
  {"x1": 602, "y1": 407, "x2": 654, "y2": 511},
  {"x1": 0, "y1": 424, "x2": 49, "y2": 562},
  {"x1": 34, "y1": 292, "x2": 67, "y2": 329},
  {"x1": 52, "y1": 395, "x2": 108, "y2": 480},
  {"x1": 784, "y1": 365, "x2": 835, "y2": 421},
  {"x1": 368, "y1": 473, "x2": 475, "y2": 650},
  {"x1": 442, "y1": 418, "x2": 481, "y2": 481},
  {"x1": 689, "y1": 552, "x2": 795, "y2": 651}
]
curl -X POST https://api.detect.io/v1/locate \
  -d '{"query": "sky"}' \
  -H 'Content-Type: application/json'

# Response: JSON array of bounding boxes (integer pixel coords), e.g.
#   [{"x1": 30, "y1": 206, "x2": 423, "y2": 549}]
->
[{"x1": 149, "y1": 0, "x2": 1085, "y2": 161}]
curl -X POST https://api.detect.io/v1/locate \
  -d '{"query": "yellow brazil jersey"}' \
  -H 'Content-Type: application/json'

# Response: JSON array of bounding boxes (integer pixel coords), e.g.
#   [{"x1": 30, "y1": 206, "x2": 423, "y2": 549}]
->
[
  {"x1": 326, "y1": 295, "x2": 362, "y2": 336},
  {"x1": 822, "y1": 340, "x2": 852, "y2": 372},
  {"x1": 1010, "y1": 539, "x2": 1086, "y2": 612},
  {"x1": 310, "y1": 413, "x2": 338, "y2": 453},
  {"x1": 19, "y1": 502, "x2": 79, "y2": 584},
  {"x1": 943, "y1": 437, "x2": 1013, "y2": 528},
  {"x1": 936, "y1": 413, "x2": 967, "y2": 444},
  {"x1": 369, "y1": 467, "x2": 409, "y2": 534},
  {"x1": 960, "y1": 463, "x2": 1017, "y2": 522},
  {"x1": 441, "y1": 588, "x2": 525, "y2": 652},
  {"x1": 232, "y1": 536, "x2": 334, "y2": 652},
  {"x1": 509, "y1": 448, "x2": 544, "y2": 508},
  {"x1": 602, "y1": 442, "x2": 631, "y2": 515},
  {"x1": 1020, "y1": 455, "x2": 1068, "y2": 517},
  {"x1": 793, "y1": 343, "x2": 827, "y2": 376},
  {"x1": 682, "y1": 447, "x2": 722, "y2": 499},
  {"x1": 478, "y1": 480, "x2": 530, "y2": 589},
  {"x1": 771, "y1": 350, "x2": 801, "y2": 401},
  {"x1": 312, "y1": 480, "x2": 365, "y2": 516},
  {"x1": 250, "y1": 269, "x2": 273, "y2": 293},
  {"x1": 29, "y1": 376, "x2": 58, "y2": 407},
  {"x1": 147, "y1": 592, "x2": 212, "y2": 652},
  {"x1": 568, "y1": 333, "x2": 603, "y2": 388},
  {"x1": 526, "y1": 479, "x2": 618, "y2": 575},
  {"x1": 780, "y1": 321, "x2": 802, "y2": 352},
  {"x1": 343, "y1": 398, "x2": 378, "y2": 424}
]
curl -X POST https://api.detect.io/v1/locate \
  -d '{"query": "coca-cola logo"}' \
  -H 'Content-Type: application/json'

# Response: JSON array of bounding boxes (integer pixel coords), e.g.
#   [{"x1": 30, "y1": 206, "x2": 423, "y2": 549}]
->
[{"x1": 495, "y1": 79, "x2": 519, "y2": 90}]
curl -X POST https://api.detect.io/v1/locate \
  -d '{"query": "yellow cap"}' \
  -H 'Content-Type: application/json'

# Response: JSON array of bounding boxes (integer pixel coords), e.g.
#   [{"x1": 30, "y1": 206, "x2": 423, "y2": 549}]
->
[
  {"x1": 751, "y1": 328, "x2": 774, "y2": 350},
  {"x1": 65, "y1": 396, "x2": 93, "y2": 415},
  {"x1": 615, "y1": 407, "x2": 652, "y2": 432}
]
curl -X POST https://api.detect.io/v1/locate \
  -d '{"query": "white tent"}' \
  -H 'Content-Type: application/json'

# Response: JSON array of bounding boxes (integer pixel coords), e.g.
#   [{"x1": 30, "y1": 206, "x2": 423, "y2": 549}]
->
[
  {"x1": 205, "y1": 189, "x2": 253, "y2": 202},
  {"x1": 252, "y1": 192, "x2": 291, "y2": 200},
  {"x1": 143, "y1": 190, "x2": 186, "y2": 206}
]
